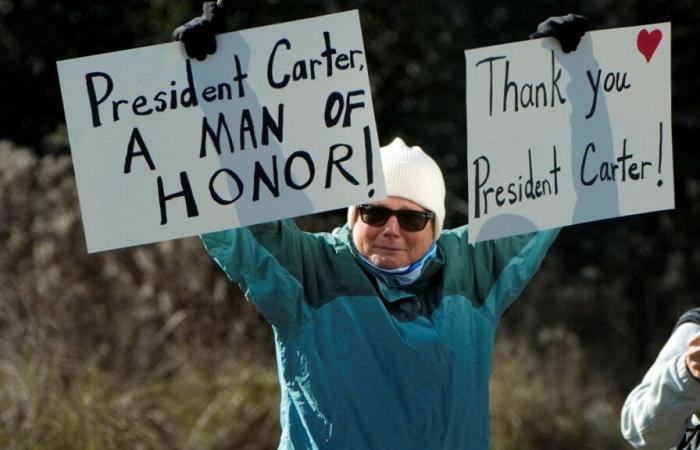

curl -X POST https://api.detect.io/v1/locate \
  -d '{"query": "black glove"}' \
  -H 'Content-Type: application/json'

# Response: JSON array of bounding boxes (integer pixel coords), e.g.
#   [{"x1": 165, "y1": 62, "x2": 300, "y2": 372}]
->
[
  {"x1": 172, "y1": 1, "x2": 225, "y2": 61},
  {"x1": 529, "y1": 14, "x2": 589, "y2": 53}
]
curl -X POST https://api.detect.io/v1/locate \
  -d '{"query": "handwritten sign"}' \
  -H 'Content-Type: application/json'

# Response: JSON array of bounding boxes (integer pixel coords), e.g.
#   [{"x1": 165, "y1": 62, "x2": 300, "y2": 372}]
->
[
  {"x1": 465, "y1": 23, "x2": 673, "y2": 242},
  {"x1": 57, "y1": 10, "x2": 383, "y2": 253}
]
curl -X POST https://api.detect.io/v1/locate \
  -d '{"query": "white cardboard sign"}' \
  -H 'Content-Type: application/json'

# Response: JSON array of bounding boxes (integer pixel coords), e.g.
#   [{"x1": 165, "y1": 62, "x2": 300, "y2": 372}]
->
[
  {"x1": 465, "y1": 23, "x2": 673, "y2": 243},
  {"x1": 57, "y1": 10, "x2": 383, "y2": 253}
]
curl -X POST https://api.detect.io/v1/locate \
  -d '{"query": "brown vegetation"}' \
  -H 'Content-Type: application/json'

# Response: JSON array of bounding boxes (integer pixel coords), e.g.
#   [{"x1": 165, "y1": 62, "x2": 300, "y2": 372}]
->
[{"x1": 0, "y1": 141, "x2": 279, "y2": 449}]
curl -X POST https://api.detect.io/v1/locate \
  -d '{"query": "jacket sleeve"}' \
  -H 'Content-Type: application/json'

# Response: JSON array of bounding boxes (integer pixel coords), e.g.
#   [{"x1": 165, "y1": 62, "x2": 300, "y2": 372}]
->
[
  {"x1": 621, "y1": 322, "x2": 700, "y2": 449},
  {"x1": 466, "y1": 227, "x2": 559, "y2": 318},
  {"x1": 199, "y1": 219, "x2": 342, "y2": 332}
]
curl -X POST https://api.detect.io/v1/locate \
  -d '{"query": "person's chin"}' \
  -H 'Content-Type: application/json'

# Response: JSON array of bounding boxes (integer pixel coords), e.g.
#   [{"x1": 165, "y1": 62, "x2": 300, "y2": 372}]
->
[{"x1": 371, "y1": 254, "x2": 406, "y2": 270}]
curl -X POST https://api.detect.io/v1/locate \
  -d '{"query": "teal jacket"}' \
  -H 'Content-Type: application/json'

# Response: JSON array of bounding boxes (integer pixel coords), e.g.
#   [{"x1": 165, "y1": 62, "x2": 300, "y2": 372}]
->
[{"x1": 201, "y1": 219, "x2": 558, "y2": 449}]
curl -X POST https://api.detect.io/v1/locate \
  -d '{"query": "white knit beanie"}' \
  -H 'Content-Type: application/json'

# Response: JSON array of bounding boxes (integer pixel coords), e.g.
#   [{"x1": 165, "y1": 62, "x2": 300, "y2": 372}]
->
[{"x1": 347, "y1": 137, "x2": 446, "y2": 239}]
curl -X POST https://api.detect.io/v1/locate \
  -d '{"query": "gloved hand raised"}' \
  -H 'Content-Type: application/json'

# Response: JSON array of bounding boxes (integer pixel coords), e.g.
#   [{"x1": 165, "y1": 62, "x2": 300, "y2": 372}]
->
[
  {"x1": 172, "y1": 1, "x2": 226, "y2": 61},
  {"x1": 529, "y1": 14, "x2": 589, "y2": 53}
]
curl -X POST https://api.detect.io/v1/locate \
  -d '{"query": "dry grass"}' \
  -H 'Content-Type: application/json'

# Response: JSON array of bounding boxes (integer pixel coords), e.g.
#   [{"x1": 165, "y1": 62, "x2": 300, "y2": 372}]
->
[
  {"x1": 0, "y1": 141, "x2": 280, "y2": 449},
  {"x1": 0, "y1": 249, "x2": 281, "y2": 450},
  {"x1": 490, "y1": 326, "x2": 626, "y2": 450}
]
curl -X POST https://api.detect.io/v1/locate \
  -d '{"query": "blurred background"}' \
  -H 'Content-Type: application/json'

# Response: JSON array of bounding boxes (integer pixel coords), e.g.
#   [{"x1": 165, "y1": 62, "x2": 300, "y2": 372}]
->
[{"x1": 1, "y1": 0, "x2": 698, "y2": 448}]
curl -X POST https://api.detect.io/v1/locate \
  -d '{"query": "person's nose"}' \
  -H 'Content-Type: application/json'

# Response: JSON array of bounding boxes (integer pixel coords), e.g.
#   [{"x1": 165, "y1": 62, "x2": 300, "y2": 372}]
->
[{"x1": 382, "y1": 215, "x2": 401, "y2": 236}]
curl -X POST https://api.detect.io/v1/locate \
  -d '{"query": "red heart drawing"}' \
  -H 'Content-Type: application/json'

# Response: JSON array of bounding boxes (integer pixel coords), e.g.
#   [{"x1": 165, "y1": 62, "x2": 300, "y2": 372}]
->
[{"x1": 637, "y1": 28, "x2": 662, "y2": 63}]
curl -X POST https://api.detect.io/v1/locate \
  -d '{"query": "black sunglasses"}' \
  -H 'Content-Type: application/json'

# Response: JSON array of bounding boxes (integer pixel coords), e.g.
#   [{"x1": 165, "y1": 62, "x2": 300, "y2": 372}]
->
[{"x1": 357, "y1": 204, "x2": 435, "y2": 232}]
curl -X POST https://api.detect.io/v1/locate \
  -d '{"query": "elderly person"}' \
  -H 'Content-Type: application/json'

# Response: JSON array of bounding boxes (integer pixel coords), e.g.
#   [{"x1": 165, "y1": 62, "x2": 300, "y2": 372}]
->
[
  {"x1": 621, "y1": 309, "x2": 700, "y2": 450},
  {"x1": 177, "y1": 4, "x2": 585, "y2": 449},
  {"x1": 201, "y1": 138, "x2": 557, "y2": 449}
]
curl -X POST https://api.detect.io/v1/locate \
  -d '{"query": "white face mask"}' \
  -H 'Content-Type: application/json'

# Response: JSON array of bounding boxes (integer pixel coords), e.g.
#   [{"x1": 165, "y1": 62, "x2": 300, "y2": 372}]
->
[{"x1": 356, "y1": 243, "x2": 437, "y2": 287}]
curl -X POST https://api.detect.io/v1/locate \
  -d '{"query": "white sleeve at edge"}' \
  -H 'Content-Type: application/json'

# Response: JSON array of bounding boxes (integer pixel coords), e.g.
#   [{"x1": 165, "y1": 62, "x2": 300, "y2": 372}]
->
[{"x1": 621, "y1": 322, "x2": 700, "y2": 449}]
